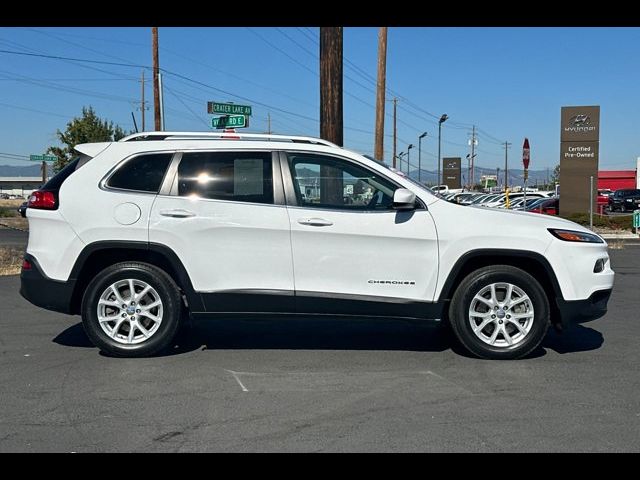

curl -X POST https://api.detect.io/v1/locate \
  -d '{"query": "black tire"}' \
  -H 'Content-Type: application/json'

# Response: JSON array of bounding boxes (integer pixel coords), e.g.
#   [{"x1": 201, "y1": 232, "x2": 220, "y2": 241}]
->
[
  {"x1": 448, "y1": 265, "x2": 550, "y2": 360},
  {"x1": 81, "y1": 262, "x2": 183, "y2": 357},
  {"x1": 620, "y1": 204, "x2": 627, "y2": 213}
]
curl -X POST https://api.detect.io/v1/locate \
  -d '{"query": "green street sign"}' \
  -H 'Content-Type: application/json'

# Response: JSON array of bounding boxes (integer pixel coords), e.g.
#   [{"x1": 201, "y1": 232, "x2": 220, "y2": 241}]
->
[
  {"x1": 29, "y1": 154, "x2": 56, "y2": 162},
  {"x1": 212, "y1": 115, "x2": 248, "y2": 129},
  {"x1": 208, "y1": 102, "x2": 252, "y2": 116},
  {"x1": 633, "y1": 210, "x2": 640, "y2": 229}
]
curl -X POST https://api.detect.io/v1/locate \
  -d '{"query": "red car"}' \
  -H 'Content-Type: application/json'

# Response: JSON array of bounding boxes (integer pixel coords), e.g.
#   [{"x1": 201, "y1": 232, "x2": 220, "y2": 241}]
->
[
  {"x1": 528, "y1": 197, "x2": 559, "y2": 215},
  {"x1": 597, "y1": 189, "x2": 612, "y2": 213}
]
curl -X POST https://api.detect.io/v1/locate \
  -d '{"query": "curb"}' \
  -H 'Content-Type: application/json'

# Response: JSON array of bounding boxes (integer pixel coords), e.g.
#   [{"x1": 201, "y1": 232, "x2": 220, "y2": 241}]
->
[
  {"x1": 600, "y1": 234, "x2": 639, "y2": 240},
  {"x1": 0, "y1": 222, "x2": 29, "y2": 233}
]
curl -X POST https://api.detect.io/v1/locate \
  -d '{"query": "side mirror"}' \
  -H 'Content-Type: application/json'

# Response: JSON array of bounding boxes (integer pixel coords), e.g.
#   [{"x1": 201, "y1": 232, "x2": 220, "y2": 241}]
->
[{"x1": 393, "y1": 188, "x2": 416, "y2": 210}]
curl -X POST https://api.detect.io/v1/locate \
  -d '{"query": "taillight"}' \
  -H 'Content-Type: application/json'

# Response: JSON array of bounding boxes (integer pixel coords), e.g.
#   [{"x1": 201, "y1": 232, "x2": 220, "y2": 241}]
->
[
  {"x1": 27, "y1": 190, "x2": 57, "y2": 210},
  {"x1": 22, "y1": 259, "x2": 32, "y2": 271}
]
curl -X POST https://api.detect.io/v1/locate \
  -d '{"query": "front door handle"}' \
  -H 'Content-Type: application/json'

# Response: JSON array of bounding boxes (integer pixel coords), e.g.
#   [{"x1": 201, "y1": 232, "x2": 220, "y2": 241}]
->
[
  {"x1": 159, "y1": 209, "x2": 196, "y2": 218},
  {"x1": 297, "y1": 217, "x2": 333, "y2": 227}
]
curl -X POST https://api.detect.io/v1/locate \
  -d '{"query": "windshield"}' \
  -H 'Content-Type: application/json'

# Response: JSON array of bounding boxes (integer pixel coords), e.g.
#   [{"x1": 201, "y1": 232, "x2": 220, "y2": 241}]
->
[{"x1": 374, "y1": 161, "x2": 442, "y2": 198}]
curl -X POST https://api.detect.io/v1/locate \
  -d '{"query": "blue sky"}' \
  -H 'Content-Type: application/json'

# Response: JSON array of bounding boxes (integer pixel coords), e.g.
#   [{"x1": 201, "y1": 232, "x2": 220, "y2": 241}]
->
[{"x1": 0, "y1": 27, "x2": 639, "y2": 173}]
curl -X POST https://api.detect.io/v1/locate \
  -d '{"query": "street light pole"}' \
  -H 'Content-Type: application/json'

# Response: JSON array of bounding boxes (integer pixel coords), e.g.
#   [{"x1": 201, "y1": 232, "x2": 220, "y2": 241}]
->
[
  {"x1": 398, "y1": 152, "x2": 406, "y2": 172},
  {"x1": 437, "y1": 114, "x2": 449, "y2": 188},
  {"x1": 418, "y1": 132, "x2": 427, "y2": 184},
  {"x1": 407, "y1": 144, "x2": 414, "y2": 176}
]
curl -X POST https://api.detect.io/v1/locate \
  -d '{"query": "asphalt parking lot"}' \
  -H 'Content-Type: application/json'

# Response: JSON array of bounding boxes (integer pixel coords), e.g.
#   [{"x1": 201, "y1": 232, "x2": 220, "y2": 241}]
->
[
  {"x1": 0, "y1": 228, "x2": 27, "y2": 247},
  {"x1": 1, "y1": 236, "x2": 639, "y2": 452}
]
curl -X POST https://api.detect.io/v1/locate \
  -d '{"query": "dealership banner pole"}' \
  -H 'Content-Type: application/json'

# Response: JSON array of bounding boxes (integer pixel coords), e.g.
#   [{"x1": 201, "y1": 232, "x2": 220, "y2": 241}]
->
[
  {"x1": 522, "y1": 138, "x2": 530, "y2": 211},
  {"x1": 589, "y1": 175, "x2": 594, "y2": 229}
]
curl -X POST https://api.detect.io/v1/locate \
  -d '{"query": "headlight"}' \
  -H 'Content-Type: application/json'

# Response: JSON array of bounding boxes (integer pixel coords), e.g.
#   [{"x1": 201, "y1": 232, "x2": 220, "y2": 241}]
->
[{"x1": 548, "y1": 228, "x2": 604, "y2": 243}]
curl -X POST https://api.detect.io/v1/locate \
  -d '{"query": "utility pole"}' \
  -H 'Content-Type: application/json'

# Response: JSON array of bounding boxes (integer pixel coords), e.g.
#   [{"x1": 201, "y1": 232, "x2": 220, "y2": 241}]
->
[
  {"x1": 546, "y1": 166, "x2": 550, "y2": 188},
  {"x1": 374, "y1": 27, "x2": 388, "y2": 161},
  {"x1": 40, "y1": 161, "x2": 47, "y2": 184},
  {"x1": 320, "y1": 27, "x2": 343, "y2": 146},
  {"x1": 503, "y1": 141, "x2": 512, "y2": 191},
  {"x1": 470, "y1": 125, "x2": 477, "y2": 187},
  {"x1": 392, "y1": 97, "x2": 398, "y2": 168},
  {"x1": 267, "y1": 113, "x2": 272, "y2": 134},
  {"x1": 319, "y1": 27, "x2": 343, "y2": 205},
  {"x1": 158, "y1": 72, "x2": 165, "y2": 130},
  {"x1": 496, "y1": 167, "x2": 500, "y2": 189},
  {"x1": 152, "y1": 27, "x2": 161, "y2": 131},
  {"x1": 139, "y1": 70, "x2": 147, "y2": 131}
]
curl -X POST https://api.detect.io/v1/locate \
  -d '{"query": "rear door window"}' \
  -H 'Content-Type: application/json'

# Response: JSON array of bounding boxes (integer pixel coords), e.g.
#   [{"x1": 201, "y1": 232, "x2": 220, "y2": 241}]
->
[{"x1": 176, "y1": 151, "x2": 273, "y2": 204}]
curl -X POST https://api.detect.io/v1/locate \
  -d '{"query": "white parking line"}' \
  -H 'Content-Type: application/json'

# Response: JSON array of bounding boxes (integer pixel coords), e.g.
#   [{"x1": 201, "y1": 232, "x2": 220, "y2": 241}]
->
[{"x1": 225, "y1": 369, "x2": 249, "y2": 392}]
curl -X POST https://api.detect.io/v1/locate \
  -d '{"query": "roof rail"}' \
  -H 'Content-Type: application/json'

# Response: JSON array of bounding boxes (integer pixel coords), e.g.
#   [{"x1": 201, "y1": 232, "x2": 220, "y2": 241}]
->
[{"x1": 119, "y1": 131, "x2": 339, "y2": 148}]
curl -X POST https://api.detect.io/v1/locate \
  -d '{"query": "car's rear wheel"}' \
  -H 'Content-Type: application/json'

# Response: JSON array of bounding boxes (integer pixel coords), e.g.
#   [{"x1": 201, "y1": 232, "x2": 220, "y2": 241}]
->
[
  {"x1": 448, "y1": 265, "x2": 550, "y2": 359},
  {"x1": 81, "y1": 262, "x2": 182, "y2": 357}
]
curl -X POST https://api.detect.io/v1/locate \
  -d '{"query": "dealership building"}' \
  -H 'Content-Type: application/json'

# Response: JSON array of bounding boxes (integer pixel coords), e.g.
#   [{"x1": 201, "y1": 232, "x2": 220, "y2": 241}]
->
[{"x1": 598, "y1": 165, "x2": 639, "y2": 191}]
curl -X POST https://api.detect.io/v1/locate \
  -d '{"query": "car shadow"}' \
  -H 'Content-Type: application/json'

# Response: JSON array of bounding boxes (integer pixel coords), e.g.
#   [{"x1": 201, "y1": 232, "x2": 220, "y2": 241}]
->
[
  {"x1": 52, "y1": 322, "x2": 94, "y2": 348},
  {"x1": 541, "y1": 324, "x2": 604, "y2": 354},
  {"x1": 52, "y1": 317, "x2": 604, "y2": 358},
  {"x1": 53, "y1": 317, "x2": 451, "y2": 355}
]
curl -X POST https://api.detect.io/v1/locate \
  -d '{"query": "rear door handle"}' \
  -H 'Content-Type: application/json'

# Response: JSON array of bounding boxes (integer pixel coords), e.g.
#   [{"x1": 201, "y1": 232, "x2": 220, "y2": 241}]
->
[
  {"x1": 297, "y1": 217, "x2": 333, "y2": 227},
  {"x1": 159, "y1": 209, "x2": 196, "y2": 218}
]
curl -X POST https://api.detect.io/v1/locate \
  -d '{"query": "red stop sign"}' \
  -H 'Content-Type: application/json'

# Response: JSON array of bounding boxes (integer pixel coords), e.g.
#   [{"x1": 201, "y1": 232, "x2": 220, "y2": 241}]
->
[{"x1": 523, "y1": 138, "x2": 530, "y2": 169}]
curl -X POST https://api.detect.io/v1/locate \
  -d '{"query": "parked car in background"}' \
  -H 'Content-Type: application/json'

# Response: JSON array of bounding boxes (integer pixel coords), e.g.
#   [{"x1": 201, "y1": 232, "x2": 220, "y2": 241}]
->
[
  {"x1": 528, "y1": 197, "x2": 559, "y2": 216},
  {"x1": 607, "y1": 189, "x2": 640, "y2": 212},
  {"x1": 18, "y1": 201, "x2": 28, "y2": 218},
  {"x1": 509, "y1": 197, "x2": 547, "y2": 211},
  {"x1": 597, "y1": 189, "x2": 612, "y2": 212}
]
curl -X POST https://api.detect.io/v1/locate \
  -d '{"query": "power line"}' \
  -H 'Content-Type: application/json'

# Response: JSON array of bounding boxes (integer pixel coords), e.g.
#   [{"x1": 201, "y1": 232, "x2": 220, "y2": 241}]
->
[
  {"x1": 23, "y1": 27, "x2": 141, "y2": 66},
  {"x1": 0, "y1": 152, "x2": 29, "y2": 158},
  {"x1": 246, "y1": 28, "x2": 318, "y2": 77},
  {"x1": 159, "y1": 44, "x2": 319, "y2": 111},
  {"x1": 0, "y1": 48, "x2": 146, "y2": 69},
  {"x1": 0, "y1": 101, "x2": 74, "y2": 119},
  {"x1": 17, "y1": 27, "x2": 150, "y2": 48},
  {"x1": 0, "y1": 77, "x2": 135, "y2": 82},
  {"x1": 0, "y1": 40, "x2": 506, "y2": 149},
  {"x1": 163, "y1": 84, "x2": 210, "y2": 129},
  {"x1": 2, "y1": 32, "x2": 508, "y2": 146},
  {"x1": 0, "y1": 69, "x2": 137, "y2": 104}
]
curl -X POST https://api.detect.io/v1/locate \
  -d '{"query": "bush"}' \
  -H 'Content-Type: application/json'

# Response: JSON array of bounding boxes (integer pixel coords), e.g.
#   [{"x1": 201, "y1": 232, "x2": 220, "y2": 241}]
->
[
  {"x1": 0, "y1": 207, "x2": 15, "y2": 218},
  {"x1": 561, "y1": 212, "x2": 633, "y2": 231}
]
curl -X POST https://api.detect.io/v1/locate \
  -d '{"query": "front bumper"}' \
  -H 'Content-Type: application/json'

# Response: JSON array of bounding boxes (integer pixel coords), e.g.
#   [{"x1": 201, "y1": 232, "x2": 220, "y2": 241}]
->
[
  {"x1": 20, "y1": 254, "x2": 76, "y2": 315},
  {"x1": 556, "y1": 288, "x2": 612, "y2": 327}
]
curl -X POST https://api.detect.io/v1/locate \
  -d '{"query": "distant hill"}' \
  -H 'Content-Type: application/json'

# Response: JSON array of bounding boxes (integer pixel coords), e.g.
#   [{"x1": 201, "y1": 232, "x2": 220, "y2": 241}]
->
[{"x1": 0, "y1": 164, "x2": 41, "y2": 177}]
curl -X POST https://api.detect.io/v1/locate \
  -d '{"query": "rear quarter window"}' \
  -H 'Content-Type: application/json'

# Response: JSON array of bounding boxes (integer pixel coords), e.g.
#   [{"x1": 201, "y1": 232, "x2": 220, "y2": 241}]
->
[
  {"x1": 43, "y1": 156, "x2": 85, "y2": 191},
  {"x1": 106, "y1": 153, "x2": 173, "y2": 193}
]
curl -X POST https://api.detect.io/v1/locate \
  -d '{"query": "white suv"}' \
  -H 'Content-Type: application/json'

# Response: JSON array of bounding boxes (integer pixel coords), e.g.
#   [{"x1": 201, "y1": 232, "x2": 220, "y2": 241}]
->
[{"x1": 20, "y1": 132, "x2": 614, "y2": 359}]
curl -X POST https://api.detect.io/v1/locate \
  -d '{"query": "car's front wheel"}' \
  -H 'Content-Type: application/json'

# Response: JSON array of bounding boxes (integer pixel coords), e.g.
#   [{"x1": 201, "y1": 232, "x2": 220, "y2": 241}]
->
[
  {"x1": 81, "y1": 262, "x2": 183, "y2": 357},
  {"x1": 448, "y1": 265, "x2": 550, "y2": 359}
]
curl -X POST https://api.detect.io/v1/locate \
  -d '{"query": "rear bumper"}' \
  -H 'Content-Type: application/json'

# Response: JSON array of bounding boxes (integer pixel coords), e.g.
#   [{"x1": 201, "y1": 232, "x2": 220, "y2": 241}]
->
[
  {"x1": 20, "y1": 254, "x2": 75, "y2": 315},
  {"x1": 556, "y1": 288, "x2": 612, "y2": 327}
]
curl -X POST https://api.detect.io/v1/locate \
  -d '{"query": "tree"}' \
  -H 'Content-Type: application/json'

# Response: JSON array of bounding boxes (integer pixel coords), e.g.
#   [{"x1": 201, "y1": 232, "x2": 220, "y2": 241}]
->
[{"x1": 47, "y1": 106, "x2": 128, "y2": 172}]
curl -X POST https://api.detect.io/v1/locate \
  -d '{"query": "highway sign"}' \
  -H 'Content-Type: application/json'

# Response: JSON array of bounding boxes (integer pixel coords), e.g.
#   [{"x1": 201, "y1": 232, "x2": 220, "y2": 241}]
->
[
  {"x1": 633, "y1": 210, "x2": 640, "y2": 229},
  {"x1": 212, "y1": 115, "x2": 248, "y2": 129},
  {"x1": 208, "y1": 102, "x2": 252, "y2": 116},
  {"x1": 30, "y1": 154, "x2": 56, "y2": 162}
]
